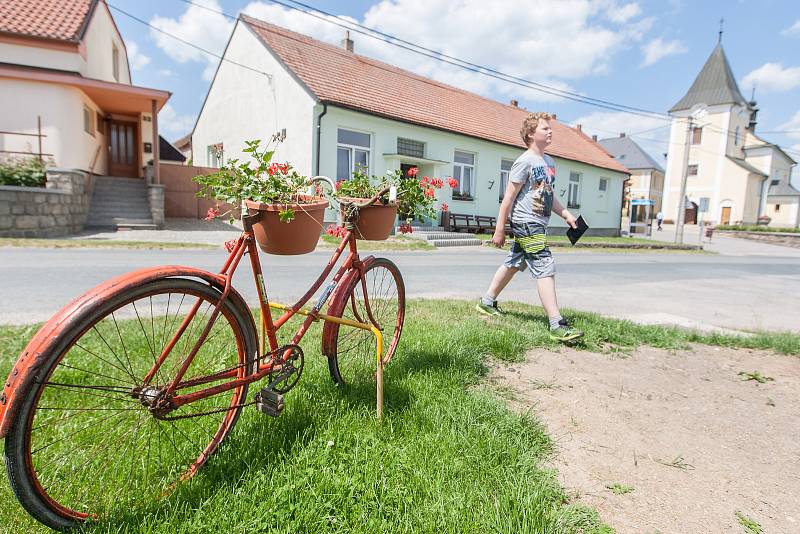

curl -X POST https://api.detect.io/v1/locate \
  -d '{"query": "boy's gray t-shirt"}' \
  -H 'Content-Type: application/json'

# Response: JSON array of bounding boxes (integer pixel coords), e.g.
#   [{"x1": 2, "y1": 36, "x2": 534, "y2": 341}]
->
[{"x1": 509, "y1": 151, "x2": 556, "y2": 226}]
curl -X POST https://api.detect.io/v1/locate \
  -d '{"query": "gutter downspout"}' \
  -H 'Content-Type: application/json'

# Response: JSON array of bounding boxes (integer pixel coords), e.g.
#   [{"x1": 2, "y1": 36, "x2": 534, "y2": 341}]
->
[{"x1": 315, "y1": 102, "x2": 327, "y2": 176}]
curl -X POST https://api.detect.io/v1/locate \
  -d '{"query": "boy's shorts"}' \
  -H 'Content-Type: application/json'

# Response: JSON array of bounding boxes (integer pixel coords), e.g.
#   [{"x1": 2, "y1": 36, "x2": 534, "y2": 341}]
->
[
  {"x1": 504, "y1": 243, "x2": 556, "y2": 278},
  {"x1": 504, "y1": 221, "x2": 556, "y2": 279}
]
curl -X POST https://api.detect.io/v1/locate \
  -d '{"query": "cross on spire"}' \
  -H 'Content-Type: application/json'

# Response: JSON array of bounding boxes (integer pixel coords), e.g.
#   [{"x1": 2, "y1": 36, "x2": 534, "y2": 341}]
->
[{"x1": 718, "y1": 17, "x2": 724, "y2": 44}]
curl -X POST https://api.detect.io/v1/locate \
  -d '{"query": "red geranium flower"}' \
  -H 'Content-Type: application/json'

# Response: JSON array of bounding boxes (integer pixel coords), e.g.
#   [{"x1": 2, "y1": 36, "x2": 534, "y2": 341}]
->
[
  {"x1": 335, "y1": 179, "x2": 344, "y2": 190},
  {"x1": 224, "y1": 239, "x2": 238, "y2": 252},
  {"x1": 424, "y1": 188, "x2": 435, "y2": 198},
  {"x1": 430, "y1": 177, "x2": 444, "y2": 188},
  {"x1": 441, "y1": 203, "x2": 449, "y2": 212},
  {"x1": 205, "y1": 206, "x2": 220, "y2": 221},
  {"x1": 447, "y1": 177, "x2": 458, "y2": 189},
  {"x1": 407, "y1": 167, "x2": 419, "y2": 177},
  {"x1": 398, "y1": 222, "x2": 414, "y2": 234},
  {"x1": 420, "y1": 176, "x2": 430, "y2": 186}
]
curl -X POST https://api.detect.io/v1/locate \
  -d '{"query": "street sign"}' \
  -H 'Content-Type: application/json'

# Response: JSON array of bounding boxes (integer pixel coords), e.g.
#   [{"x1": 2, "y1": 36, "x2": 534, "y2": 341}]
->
[{"x1": 698, "y1": 197, "x2": 709, "y2": 213}]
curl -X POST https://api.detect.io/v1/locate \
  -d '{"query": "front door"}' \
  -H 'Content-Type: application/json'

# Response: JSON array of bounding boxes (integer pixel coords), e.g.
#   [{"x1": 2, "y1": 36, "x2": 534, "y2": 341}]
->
[
  {"x1": 108, "y1": 119, "x2": 138, "y2": 177},
  {"x1": 720, "y1": 206, "x2": 731, "y2": 225}
]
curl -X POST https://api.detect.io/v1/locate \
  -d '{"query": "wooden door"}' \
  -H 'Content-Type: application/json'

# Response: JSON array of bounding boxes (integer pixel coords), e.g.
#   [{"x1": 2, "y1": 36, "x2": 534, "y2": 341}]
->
[
  {"x1": 720, "y1": 206, "x2": 731, "y2": 225},
  {"x1": 108, "y1": 120, "x2": 138, "y2": 176}
]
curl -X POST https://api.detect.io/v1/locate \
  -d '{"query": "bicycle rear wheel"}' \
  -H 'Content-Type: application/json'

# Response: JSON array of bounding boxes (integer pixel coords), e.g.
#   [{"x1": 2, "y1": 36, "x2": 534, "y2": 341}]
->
[
  {"x1": 325, "y1": 257, "x2": 405, "y2": 386},
  {"x1": 5, "y1": 278, "x2": 257, "y2": 531}
]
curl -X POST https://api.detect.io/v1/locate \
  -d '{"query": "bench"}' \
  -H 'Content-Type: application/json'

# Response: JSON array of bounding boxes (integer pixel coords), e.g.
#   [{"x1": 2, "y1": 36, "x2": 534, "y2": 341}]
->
[{"x1": 444, "y1": 212, "x2": 512, "y2": 235}]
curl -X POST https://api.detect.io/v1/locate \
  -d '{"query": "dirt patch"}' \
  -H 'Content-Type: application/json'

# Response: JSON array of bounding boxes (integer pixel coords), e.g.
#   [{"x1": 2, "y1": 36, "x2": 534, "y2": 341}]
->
[{"x1": 488, "y1": 345, "x2": 800, "y2": 533}]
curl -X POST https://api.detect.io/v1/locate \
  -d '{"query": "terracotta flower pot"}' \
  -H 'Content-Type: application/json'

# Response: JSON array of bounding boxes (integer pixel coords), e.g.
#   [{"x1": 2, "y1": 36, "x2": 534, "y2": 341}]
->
[
  {"x1": 339, "y1": 197, "x2": 398, "y2": 240},
  {"x1": 244, "y1": 196, "x2": 329, "y2": 255}
]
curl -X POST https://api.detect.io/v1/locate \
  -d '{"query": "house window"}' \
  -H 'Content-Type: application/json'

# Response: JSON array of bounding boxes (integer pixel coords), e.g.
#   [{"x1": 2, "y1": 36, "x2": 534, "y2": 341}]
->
[
  {"x1": 499, "y1": 159, "x2": 513, "y2": 202},
  {"x1": 336, "y1": 128, "x2": 370, "y2": 180},
  {"x1": 83, "y1": 105, "x2": 95, "y2": 136},
  {"x1": 688, "y1": 164, "x2": 699, "y2": 176},
  {"x1": 96, "y1": 112, "x2": 105, "y2": 135},
  {"x1": 452, "y1": 150, "x2": 475, "y2": 200},
  {"x1": 691, "y1": 126, "x2": 702, "y2": 145},
  {"x1": 734, "y1": 126, "x2": 741, "y2": 146},
  {"x1": 771, "y1": 179, "x2": 779, "y2": 186},
  {"x1": 112, "y1": 42, "x2": 119, "y2": 81},
  {"x1": 775, "y1": 204, "x2": 781, "y2": 212},
  {"x1": 207, "y1": 143, "x2": 223, "y2": 168},
  {"x1": 568, "y1": 171, "x2": 581, "y2": 208},
  {"x1": 599, "y1": 178, "x2": 608, "y2": 192},
  {"x1": 397, "y1": 137, "x2": 424, "y2": 158}
]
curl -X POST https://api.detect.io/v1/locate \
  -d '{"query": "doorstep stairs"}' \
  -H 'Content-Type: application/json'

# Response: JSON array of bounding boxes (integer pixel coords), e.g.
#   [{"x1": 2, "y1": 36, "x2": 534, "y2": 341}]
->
[
  {"x1": 399, "y1": 225, "x2": 483, "y2": 248},
  {"x1": 86, "y1": 176, "x2": 157, "y2": 230}
]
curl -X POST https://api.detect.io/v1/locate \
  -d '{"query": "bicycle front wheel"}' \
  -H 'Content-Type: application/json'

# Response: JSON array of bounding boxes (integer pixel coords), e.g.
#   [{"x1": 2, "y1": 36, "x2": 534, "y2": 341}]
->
[
  {"x1": 325, "y1": 257, "x2": 405, "y2": 386},
  {"x1": 5, "y1": 278, "x2": 257, "y2": 531}
]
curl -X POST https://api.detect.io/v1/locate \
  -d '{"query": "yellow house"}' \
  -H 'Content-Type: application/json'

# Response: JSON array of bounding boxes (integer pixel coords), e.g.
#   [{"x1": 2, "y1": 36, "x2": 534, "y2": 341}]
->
[{"x1": 662, "y1": 43, "x2": 798, "y2": 227}]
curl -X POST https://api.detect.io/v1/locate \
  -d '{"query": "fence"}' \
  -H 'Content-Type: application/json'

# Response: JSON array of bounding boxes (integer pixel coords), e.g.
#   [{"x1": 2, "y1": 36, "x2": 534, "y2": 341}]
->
[
  {"x1": 159, "y1": 163, "x2": 236, "y2": 218},
  {"x1": 0, "y1": 116, "x2": 53, "y2": 162}
]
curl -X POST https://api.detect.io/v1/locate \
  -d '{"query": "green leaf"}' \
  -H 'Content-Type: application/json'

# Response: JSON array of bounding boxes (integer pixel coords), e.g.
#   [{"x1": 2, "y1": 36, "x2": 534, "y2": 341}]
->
[{"x1": 279, "y1": 208, "x2": 295, "y2": 223}]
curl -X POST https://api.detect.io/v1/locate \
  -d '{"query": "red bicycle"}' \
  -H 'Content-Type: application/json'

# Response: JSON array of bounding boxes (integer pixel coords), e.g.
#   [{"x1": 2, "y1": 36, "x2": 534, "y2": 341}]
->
[{"x1": 0, "y1": 182, "x2": 405, "y2": 531}]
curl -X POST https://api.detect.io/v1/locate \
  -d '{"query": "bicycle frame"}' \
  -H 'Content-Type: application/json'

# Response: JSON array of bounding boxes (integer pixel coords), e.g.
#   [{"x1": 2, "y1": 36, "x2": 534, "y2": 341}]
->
[{"x1": 140, "y1": 212, "x2": 386, "y2": 415}]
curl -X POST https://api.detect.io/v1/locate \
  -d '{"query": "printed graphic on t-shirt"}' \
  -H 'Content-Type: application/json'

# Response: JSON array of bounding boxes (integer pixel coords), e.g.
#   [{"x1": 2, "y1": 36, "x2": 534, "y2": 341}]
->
[{"x1": 530, "y1": 163, "x2": 555, "y2": 218}]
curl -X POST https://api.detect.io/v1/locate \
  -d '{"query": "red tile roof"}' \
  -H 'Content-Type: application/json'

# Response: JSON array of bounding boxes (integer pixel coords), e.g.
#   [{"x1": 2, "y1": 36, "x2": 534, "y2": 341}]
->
[
  {"x1": 0, "y1": 0, "x2": 96, "y2": 42},
  {"x1": 242, "y1": 15, "x2": 629, "y2": 175}
]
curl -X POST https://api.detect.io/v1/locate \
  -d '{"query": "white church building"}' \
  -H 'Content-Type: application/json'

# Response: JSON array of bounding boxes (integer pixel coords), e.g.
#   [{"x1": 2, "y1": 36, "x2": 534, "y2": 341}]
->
[{"x1": 662, "y1": 43, "x2": 798, "y2": 228}]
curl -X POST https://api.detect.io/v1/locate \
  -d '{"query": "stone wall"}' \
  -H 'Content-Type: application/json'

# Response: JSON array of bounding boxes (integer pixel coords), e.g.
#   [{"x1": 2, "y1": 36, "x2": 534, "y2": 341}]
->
[{"x1": 0, "y1": 169, "x2": 93, "y2": 238}]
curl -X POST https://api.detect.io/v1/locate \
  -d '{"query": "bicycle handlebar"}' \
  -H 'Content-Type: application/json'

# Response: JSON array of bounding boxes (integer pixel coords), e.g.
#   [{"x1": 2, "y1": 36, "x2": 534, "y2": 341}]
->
[{"x1": 308, "y1": 176, "x2": 398, "y2": 209}]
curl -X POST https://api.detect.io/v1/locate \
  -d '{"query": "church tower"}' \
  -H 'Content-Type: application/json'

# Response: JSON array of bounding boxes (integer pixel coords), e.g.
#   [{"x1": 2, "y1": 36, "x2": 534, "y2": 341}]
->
[{"x1": 662, "y1": 43, "x2": 761, "y2": 225}]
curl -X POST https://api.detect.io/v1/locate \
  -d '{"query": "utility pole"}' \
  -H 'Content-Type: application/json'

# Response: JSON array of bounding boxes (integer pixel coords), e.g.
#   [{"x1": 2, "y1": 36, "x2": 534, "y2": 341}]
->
[{"x1": 675, "y1": 115, "x2": 693, "y2": 244}]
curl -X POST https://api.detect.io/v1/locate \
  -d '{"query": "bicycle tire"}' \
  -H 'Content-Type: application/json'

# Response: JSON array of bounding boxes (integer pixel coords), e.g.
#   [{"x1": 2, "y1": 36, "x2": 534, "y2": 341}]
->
[
  {"x1": 5, "y1": 278, "x2": 257, "y2": 531},
  {"x1": 324, "y1": 257, "x2": 405, "y2": 386}
]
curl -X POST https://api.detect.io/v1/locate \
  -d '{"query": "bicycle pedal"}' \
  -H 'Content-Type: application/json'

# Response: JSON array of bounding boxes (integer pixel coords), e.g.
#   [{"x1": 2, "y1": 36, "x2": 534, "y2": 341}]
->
[{"x1": 254, "y1": 387, "x2": 284, "y2": 417}]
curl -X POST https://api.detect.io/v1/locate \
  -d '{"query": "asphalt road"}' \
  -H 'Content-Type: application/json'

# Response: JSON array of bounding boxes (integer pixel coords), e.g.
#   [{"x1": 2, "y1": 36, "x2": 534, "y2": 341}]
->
[{"x1": 1, "y1": 245, "x2": 798, "y2": 332}]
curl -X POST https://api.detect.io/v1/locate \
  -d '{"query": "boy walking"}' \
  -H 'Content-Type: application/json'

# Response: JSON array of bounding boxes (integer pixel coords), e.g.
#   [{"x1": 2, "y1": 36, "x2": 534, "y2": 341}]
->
[{"x1": 476, "y1": 112, "x2": 583, "y2": 342}]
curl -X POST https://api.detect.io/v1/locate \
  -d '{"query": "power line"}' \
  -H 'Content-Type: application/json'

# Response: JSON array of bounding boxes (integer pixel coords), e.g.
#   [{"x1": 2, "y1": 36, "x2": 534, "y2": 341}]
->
[
  {"x1": 174, "y1": 0, "x2": 671, "y2": 121},
  {"x1": 107, "y1": 2, "x2": 272, "y2": 81}
]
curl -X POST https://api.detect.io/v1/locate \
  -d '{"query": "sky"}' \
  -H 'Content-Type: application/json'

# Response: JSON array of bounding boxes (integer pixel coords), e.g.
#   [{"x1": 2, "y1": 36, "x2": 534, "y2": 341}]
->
[{"x1": 109, "y1": 0, "x2": 800, "y2": 183}]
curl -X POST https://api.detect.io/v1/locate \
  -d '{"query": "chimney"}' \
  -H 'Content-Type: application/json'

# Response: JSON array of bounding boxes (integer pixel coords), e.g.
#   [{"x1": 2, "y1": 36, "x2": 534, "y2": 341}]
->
[
  {"x1": 342, "y1": 30, "x2": 354, "y2": 53},
  {"x1": 576, "y1": 124, "x2": 582, "y2": 132},
  {"x1": 592, "y1": 134, "x2": 598, "y2": 142},
  {"x1": 619, "y1": 132, "x2": 626, "y2": 138},
  {"x1": 510, "y1": 99, "x2": 518, "y2": 107}
]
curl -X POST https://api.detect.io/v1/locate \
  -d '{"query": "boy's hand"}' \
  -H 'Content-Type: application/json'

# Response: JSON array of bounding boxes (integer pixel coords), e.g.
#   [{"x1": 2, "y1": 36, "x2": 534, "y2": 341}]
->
[
  {"x1": 563, "y1": 210, "x2": 578, "y2": 229},
  {"x1": 490, "y1": 228, "x2": 506, "y2": 247}
]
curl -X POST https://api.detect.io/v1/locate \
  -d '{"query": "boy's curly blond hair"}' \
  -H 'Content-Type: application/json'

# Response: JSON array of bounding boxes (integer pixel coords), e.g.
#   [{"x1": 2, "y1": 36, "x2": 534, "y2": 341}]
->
[{"x1": 520, "y1": 112, "x2": 553, "y2": 146}]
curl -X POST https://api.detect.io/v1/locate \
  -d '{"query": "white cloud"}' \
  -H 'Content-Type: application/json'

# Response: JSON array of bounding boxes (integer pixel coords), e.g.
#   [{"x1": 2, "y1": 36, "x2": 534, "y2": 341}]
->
[
  {"x1": 640, "y1": 37, "x2": 687, "y2": 67},
  {"x1": 741, "y1": 63, "x2": 800, "y2": 93},
  {"x1": 606, "y1": 2, "x2": 642, "y2": 23},
  {"x1": 150, "y1": 0, "x2": 234, "y2": 81},
  {"x1": 778, "y1": 111, "x2": 800, "y2": 140},
  {"x1": 242, "y1": 0, "x2": 651, "y2": 104},
  {"x1": 782, "y1": 20, "x2": 800, "y2": 36},
  {"x1": 126, "y1": 41, "x2": 150, "y2": 71},
  {"x1": 570, "y1": 110, "x2": 672, "y2": 163},
  {"x1": 158, "y1": 104, "x2": 196, "y2": 139}
]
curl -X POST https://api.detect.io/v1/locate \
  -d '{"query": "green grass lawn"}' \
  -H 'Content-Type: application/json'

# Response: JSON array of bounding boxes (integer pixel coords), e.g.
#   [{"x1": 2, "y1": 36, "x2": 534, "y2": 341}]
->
[
  {"x1": 0, "y1": 300, "x2": 797, "y2": 533},
  {"x1": 0, "y1": 238, "x2": 219, "y2": 250}
]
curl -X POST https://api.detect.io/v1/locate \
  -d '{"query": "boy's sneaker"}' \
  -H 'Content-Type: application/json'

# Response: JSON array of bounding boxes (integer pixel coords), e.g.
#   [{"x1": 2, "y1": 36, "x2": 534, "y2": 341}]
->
[
  {"x1": 549, "y1": 318, "x2": 583, "y2": 342},
  {"x1": 475, "y1": 300, "x2": 503, "y2": 317}
]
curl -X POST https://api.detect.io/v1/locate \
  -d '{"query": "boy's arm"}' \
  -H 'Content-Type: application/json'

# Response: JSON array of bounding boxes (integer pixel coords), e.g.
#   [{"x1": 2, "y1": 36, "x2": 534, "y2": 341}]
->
[
  {"x1": 552, "y1": 197, "x2": 578, "y2": 229},
  {"x1": 492, "y1": 181, "x2": 524, "y2": 247}
]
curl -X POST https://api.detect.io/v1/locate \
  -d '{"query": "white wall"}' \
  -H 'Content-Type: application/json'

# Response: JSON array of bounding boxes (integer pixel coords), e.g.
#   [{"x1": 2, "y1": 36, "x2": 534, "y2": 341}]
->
[
  {"x1": 0, "y1": 42, "x2": 84, "y2": 73},
  {"x1": 318, "y1": 106, "x2": 625, "y2": 231},
  {"x1": 83, "y1": 3, "x2": 131, "y2": 84},
  {"x1": 193, "y1": 21, "x2": 317, "y2": 176},
  {"x1": 0, "y1": 79, "x2": 106, "y2": 171}
]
